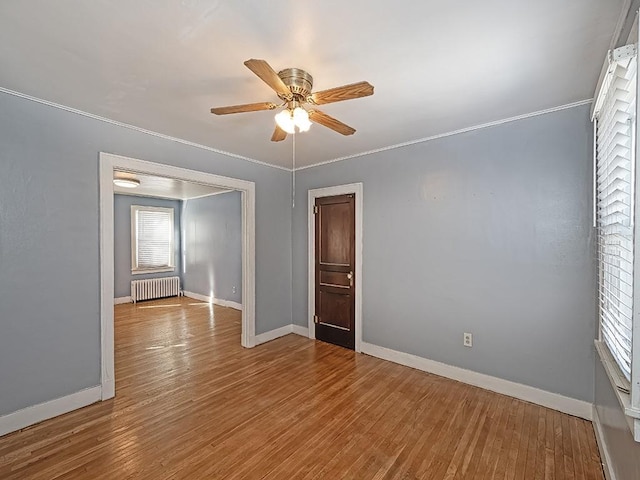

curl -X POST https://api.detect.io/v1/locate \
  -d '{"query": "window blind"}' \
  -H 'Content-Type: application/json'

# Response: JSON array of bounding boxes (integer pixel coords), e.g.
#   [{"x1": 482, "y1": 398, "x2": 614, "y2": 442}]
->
[
  {"x1": 595, "y1": 48, "x2": 637, "y2": 381},
  {"x1": 135, "y1": 208, "x2": 174, "y2": 270}
]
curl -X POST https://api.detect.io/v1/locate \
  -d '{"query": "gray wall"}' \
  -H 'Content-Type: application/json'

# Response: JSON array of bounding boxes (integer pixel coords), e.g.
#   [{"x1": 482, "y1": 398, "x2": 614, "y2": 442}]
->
[
  {"x1": 0, "y1": 90, "x2": 292, "y2": 417},
  {"x1": 292, "y1": 104, "x2": 596, "y2": 402},
  {"x1": 592, "y1": 4, "x2": 640, "y2": 476},
  {"x1": 182, "y1": 191, "x2": 242, "y2": 304},
  {"x1": 113, "y1": 194, "x2": 182, "y2": 299}
]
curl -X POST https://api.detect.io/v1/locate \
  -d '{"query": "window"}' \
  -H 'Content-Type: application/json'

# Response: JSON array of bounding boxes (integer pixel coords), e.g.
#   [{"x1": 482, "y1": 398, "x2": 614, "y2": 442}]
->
[
  {"x1": 593, "y1": 42, "x2": 640, "y2": 440},
  {"x1": 131, "y1": 205, "x2": 175, "y2": 274},
  {"x1": 595, "y1": 45, "x2": 636, "y2": 382}
]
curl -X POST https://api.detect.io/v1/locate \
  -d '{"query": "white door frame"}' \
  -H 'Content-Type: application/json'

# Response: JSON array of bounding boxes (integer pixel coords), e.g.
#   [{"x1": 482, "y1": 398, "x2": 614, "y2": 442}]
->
[
  {"x1": 308, "y1": 183, "x2": 363, "y2": 352},
  {"x1": 99, "y1": 152, "x2": 256, "y2": 400}
]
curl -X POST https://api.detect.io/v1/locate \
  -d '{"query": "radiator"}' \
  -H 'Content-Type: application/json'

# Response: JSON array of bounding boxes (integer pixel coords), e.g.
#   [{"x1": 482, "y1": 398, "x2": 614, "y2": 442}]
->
[{"x1": 131, "y1": 276, "x2": 181, "y2": 303}]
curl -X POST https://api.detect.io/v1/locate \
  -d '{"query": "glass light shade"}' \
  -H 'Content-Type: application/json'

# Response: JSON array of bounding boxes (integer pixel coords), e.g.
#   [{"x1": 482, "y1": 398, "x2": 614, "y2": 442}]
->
[
  {"x1": 113, "y1": 178, "x2": 140, "y2": 188},
  {"x1": 297, "y1": 118, "x2": 312, "y2": 132},
  {"x1": 275, "y1": 110, "x2": 296, "y2": 134},
  {"x1": 292, "y1": 107, "x2": 309, "y2": 123},
  {"x1": 292, "y1": 107, "x2": 311, "y2": 132}
]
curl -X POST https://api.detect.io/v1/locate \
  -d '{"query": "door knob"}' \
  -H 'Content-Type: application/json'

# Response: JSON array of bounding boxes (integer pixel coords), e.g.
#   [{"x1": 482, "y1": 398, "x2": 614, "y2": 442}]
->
[{"x1": 347, "y1": 271, "x2": 353, "y2": 286}]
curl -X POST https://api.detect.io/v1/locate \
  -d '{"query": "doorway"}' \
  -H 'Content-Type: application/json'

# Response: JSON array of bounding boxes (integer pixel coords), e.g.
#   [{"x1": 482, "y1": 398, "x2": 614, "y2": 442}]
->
[
  {"x1": 99, "y1": 152, "x2": 256, "y2": 401},
  {"x1": 308, "y1": 183, "x2": 363, "y2": 352}
]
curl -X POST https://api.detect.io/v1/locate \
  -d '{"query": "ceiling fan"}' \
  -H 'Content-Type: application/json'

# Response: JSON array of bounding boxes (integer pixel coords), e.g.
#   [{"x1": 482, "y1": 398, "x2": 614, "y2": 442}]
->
[{"x1": 210, "y1": 59, "x2": 374, "y2": 142}]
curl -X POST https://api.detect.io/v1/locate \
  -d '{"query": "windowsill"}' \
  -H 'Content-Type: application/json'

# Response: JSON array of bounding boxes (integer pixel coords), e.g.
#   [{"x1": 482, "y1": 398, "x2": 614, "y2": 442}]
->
[
  {"x1": 595, "y1": 340, "x2": 640, "y2": 441},
  {"x1": 131, "y1": 267, "x2": 175, "y2": 275}
]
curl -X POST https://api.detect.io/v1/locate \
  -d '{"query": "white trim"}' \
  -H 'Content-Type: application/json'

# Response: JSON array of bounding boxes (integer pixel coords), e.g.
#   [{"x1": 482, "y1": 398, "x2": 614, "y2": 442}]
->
[
  {"x1": 131, "y1": 267, "x2": 176, "y2": 275},
  {"x1": 591, "y1": 58, "x2": 612, "y2": 120},
  {"x1": 308, "y1": 183, "x2": 363, "y2": 352},
  {"x1": 214, "y1": 299, "x2": 243, "y2": 311},
  {"x1": 183, "y1": 290, "x2": 243, "y2": 311},
  {"x1": 114, "y1": 296, "x2": 132, "y2": 305},
  {"x1": 292, "y1": 325, "x2": 309, "y2": 337},
  {"x1": 633, "y1": 17, "x2": 640, "y2": 420},
  {"x1": 0, "y1": 386, "x2": 101, "y2": 438},
  {"x1": 254, "y1": 325, "x2": 295, "y2": 346},
  {"x1": 360, "y1": 342, "x2": 593, "y2": 420},
  {"x1": 593, "y1": 120, "x2": 598, "y2": 228},
  {"x1": 595, "y1": 340, "x2": 640, "y2": 442},
  {"x1": 592, "y1": 405, "x2": 617, "y2": 480},
  {"x1": 254, "y1": 324, "x2": 310, "y2": 345},
  {"x1": 100, "y1": 152, "x2": 256, "y2": 401},
  {"x1": 296, "y1": 100, "x2": 593, "y2": 171},
  {"x1": 183, "y1": 290, "x2": 212, "y2": 303},
  {"x1": 0, "y1": 87, "x2": 288, "y2": 172},
  {"x1": 99, "y1": 157, "x2": 116, "y2": 400},
  {"x1": 184, "y1": 189, "x2": 233, "y2": 201},
  {"x1": 130, "y1": 205, "x2": 175, "y2": 273},
  {"x1": 113, "y1": 188, "x2": 232, "y2": 202},
  {"x1": 0, "y1": 86, "x2": 591, "y2": 174}
]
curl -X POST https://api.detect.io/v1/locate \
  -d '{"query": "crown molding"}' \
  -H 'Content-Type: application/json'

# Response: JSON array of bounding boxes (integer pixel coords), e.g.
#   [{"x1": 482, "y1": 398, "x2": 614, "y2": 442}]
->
[
  {"x1": 295, "y1": 99, "x2": 593, "y2": 171},
  {"x1": 0, "y1": 86, "x2": 290, "y2": 172},
  {"x1": 1, "y1": 86, "x2": 592, "y2": 174}
]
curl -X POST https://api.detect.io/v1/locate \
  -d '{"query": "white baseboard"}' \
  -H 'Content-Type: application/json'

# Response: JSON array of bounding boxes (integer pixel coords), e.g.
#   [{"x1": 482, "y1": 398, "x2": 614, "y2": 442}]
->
[
  {"x1": 252, "y1": 324, "x2": 308, "y2": 346},
  {"x1": 114, "y1": 296, "x2": 131, "y2": 305},
  {"x1": 213, "y1": 298, "x2": 243, "y2": 310},
  {"x1": 254, "y1": 325, "x2": 295, "y2": 346},
  {"x1": 183, "y1": 291, "x2": 242, "y2": 311},
  {"x1": 360, "y1": 342, "x2": 593, "y2": 420},
  {"x1": 183, "y1": 290, "x2": 210, "y2": 302},
  {"x1": 292, "y1": 325, "x2": 309, "y2": 337},
  {"x1": 0, "y1": 386, "x2": 102, "y2": 438},
  {"x1": 592, "y1": 405, "x2": 616, "y2": 480}
]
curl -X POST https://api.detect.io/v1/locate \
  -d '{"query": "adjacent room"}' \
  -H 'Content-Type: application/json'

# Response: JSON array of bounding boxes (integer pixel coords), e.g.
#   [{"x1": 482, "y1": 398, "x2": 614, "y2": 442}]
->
[
  {"x1": 1, "y1": 1, "x2": 640, "y2": 479},
  {"x1": 112, "y1": 173, "x2": 244, "y2": 399},
  {"x1": 112, "y1": 172, "x2": 242, "y2": 310}
]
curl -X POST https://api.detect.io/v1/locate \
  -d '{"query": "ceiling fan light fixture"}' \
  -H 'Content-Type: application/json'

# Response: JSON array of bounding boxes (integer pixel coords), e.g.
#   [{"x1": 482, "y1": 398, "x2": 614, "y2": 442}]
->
[
  {"x1": 297, "y1": 118, "x2": 312, "y2": 132},
  {"x1": 275, "y1": 109, "x2": 296, "y2": 134},
  {"x1": 292, "y1": 106, "x2": 309, "y2": 123},
  {"x1": 113, "y1": 177, "x2": 141, "y2": 188},
  {"x1": 275, "y1": 106, "x2": 312, "y2": 134},
  {"x1": 293, "y1": 107, "x2": 312, "y2": 132}
]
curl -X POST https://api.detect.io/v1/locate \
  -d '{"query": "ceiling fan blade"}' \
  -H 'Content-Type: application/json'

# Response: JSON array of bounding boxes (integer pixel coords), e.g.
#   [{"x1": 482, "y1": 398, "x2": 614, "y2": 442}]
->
[
  {"x1": 309, "y1": 81, "x2": 374, "y2": 105},
  {"x1": 308, "y1": 110, "x2": 356, "y2": 136},
  {"x1": 271, "y1": 125, "x2": 288, "y2": 142},
  {"x1": 210, "y1": 102, "x2": 277, "y2": 115},
  {"x1": 244, "y1": 59, "x2": 291, "y2": 98}
]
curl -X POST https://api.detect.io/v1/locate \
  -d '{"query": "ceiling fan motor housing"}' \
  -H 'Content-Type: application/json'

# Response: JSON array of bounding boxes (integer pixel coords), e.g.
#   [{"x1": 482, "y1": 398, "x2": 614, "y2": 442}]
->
[{"x1": 277, "y1": 68, "x2": 313, "y2": 99}]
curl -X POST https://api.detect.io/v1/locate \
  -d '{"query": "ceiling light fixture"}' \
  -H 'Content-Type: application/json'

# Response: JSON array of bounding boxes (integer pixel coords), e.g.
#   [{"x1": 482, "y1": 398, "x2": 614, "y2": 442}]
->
[
  {"x1": 113, "y1": 178, "x2": 141, "y2": 188},
  {"x1": 275, "y1": 106, "x2": 311, "y2": 134}
]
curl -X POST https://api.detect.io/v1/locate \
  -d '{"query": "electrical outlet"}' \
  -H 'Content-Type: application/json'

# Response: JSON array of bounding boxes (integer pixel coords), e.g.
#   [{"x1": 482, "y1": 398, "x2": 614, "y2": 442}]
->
[
  {"x1": 232, "y1": 286, "x2": 237, "y2": 294},
  {"x1": 463, "y1": 333, "x2": 473, "y2": 347}
]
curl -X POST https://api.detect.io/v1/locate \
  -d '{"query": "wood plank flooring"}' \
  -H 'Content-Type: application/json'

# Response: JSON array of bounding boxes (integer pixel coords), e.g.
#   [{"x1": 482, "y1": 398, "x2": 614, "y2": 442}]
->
[{"x1": 0, "y1": 297, "x2": 604, "y2": 479}]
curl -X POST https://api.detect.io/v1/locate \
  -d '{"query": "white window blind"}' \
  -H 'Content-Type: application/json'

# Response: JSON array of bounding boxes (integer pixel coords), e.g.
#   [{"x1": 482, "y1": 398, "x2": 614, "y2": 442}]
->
[
  {"x1": 132, "y1": 206, "x2": 174, "y2": 272},
  {"x1": 595, "y1": 47, "x2": 637, "y2": 381}
]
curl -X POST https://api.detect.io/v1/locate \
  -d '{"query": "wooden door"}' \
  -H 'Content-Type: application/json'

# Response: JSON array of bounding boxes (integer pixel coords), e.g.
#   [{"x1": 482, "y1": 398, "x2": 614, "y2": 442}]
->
[{"x1": 314, "y1": 193, "x2": 356, "y2": 350}]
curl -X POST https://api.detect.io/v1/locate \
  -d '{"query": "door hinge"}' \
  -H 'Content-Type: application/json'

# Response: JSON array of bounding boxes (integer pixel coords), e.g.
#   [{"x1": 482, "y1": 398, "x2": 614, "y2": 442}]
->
[
  {"x1": 313, "y1": 314, "x2": 319, "y2": 324},
  {"x1": 313, "y1": 205, "x2": 319, "y2": 214}
]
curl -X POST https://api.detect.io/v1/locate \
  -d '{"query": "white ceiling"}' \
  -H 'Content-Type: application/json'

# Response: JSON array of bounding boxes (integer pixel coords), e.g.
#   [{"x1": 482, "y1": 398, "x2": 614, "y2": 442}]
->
[
  {"x1": 0, "y1": 1, "x2": 624, "y2": 169},
  {"x1": 114, "y1": 171, "x2": 230, "y2": 200}
]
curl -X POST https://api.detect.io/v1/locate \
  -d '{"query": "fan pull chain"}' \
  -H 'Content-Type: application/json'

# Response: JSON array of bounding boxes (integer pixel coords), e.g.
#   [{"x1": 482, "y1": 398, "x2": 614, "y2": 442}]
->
[{"x1": 292, "y1": 131, "x2": 296, "y2": 208}]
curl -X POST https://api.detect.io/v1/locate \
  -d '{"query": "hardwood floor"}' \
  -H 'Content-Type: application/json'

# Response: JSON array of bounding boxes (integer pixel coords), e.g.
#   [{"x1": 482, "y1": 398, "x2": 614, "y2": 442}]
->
[{"x1": 0, "y1": 297, "x2": 604, "y2": 479}]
